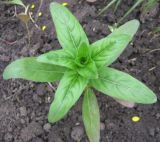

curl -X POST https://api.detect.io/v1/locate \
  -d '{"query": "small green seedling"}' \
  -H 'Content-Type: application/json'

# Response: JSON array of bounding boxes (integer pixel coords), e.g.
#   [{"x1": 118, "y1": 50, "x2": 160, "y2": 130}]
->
[
  {"x1": 3, "y1": 2, "x2": 157, "y2": 142},
  {"x1": 1, "y1": 0, "x2": 25, "y2": 7},
  {"x1": 3, "y1": 0, "x2": 31, "y2": 42},
  {"x1": 2, "y1": 0, "x2": 40, "y2": 44},
  {"x1": 99, "y1": 0, "x2": 159, "y2": 24}
]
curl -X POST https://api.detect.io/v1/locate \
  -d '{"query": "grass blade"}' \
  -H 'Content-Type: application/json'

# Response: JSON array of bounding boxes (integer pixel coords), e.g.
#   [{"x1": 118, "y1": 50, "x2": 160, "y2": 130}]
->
[
  {"x1": 118, "y1": 0, "x2": 144, "y2": 24},
  {"x1": 98, "y1": 0, "x2": 117, "y2": 15}
]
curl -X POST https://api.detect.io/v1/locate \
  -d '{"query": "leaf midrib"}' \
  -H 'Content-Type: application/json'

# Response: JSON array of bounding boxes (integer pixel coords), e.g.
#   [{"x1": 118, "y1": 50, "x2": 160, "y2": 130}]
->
[
  {"x1": 15, "y1": 67, "x2": 65, "y2": 73},
  {"x1": 52, "y1": 73, "x2": 80, "y2": 121},
  {"x1": 98, "y1": 77, "x2": 146, "y2": 94},
  {"x1": 86, "y1": 89, "x2": 93, "y2": 134},
  {"x1": 92, "y1": 41, "x2": 115, "y2": 60}
]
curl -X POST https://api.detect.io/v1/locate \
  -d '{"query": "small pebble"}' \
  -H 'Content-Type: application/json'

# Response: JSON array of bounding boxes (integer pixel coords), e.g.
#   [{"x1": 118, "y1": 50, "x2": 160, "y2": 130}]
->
[
  {"x1": 36, "y1": 84, "x2": 45, "y2": 96},
  {"x1": 156, "y1": 113, "x2": 160, "y2": 119},
  {"x1": 71, "y1": 126, "x2": 84, "y2": 141},
  {"x1": 75, "y1": 122, "x2": 80, "y2": 126},
  {"x1": 43, "y1": 123, "x2": 51, "y2": 132},
  {"x1": 100, "y1": 122, "x2": 105, "y2": 130},
  {"x1": 19, "y1": 107, "x2": 27, "y2": 116},
  {"x1": 20, "y1": 119, "x2": 25, "y2": 124},
  {"x1": 149, "y1": 128, "x2": 155, "y2": 137},
  {"x1": 33, "y1": 94, "x2": 42, "y2": 104}
]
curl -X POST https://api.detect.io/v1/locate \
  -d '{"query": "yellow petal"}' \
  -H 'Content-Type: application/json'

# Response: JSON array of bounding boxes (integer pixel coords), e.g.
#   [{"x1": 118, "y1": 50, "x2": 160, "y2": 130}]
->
[
  {"x1": 62, "y1": 2, "x2": 68, "y2": 6},
  {"x1": 31, "y1": 4, "x2": 35, "y2": 9},
  {"x1": 38, "y1": 12, "x2": 42, "y2": 17},
  {"x1": 132, "y1": 116, "x2": 140, "y2": 122},
  {"x1": 42, "y1": 25, "x2": 47, "y2": 31}
]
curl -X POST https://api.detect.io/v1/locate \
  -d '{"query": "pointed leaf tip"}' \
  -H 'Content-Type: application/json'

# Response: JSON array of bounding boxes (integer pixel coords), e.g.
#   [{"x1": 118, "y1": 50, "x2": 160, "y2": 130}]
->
[
  {"x1": 91, "y1": 19, "x2": 140, "y2": 67},
  {"x1": 3, "y1": 57, "x2": 65, "y2": 82},
  {"x1": 91, "y1": 67, "x2": 157, "y2": 104},
  {"x1": 49, "y1": 1, "x2": 89, "y2": 49},
  {"x1": 83, "y1": 88, "x2": 100, "y2": 142},
  {"x1": 48, "y1": 71, "x2": 88, "y2": 123}
]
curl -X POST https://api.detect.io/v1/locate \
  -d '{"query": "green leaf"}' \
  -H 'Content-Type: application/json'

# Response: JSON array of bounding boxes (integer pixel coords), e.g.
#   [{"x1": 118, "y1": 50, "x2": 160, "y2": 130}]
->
[
  {"x1": 91, "y1": 34, "x2": 130, "y2": 68},
  {"x1": 50, "y1": 2, "x2": 89, "y2": 49},
  {"x1": 82, "y1": 88, "x2": 100, "y2": 142},
  {"x1": 3, "y1": 57, "x2": 66, "y2": 82},
  {"x1": 6, "y1": 0, "x2": 25, "y2": 7},
  {"x1": 77, "y1": 60, "x2": 98, "y2": 79},
  {"x1": 37, "y1": 48, "x2": 76, "y2": 69},
  {"x1": 77, "y1": 42, "x2": 90, "y2": 59},
  {"x1": 91, "y1": 20, "x2": 140, "y2": 67},
  {"x1": 90, "y1": 67, "x2": 157, "y2": 104},
  {"x1": 48, "y1": 71, "x2": 88, "y2": 123},
  {"x1": 74, "y1": 43, "x2": 91, "y2": 68}
]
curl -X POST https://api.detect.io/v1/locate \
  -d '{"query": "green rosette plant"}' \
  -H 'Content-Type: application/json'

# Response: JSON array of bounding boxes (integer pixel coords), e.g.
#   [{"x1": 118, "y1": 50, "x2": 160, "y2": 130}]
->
[{"x1": 3, "y1": 2, "x2": 157, "y2": 142}]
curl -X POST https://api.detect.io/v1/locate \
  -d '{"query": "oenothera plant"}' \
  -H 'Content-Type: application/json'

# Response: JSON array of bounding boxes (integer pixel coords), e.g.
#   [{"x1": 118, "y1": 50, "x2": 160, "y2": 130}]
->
[{"x1": 3, "y1": 2, "x2": 157, "y2": 142}]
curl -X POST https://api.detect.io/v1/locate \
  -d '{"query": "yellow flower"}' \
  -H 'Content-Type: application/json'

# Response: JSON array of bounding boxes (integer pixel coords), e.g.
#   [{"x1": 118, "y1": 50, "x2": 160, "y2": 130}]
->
[
  {"x1": 62, "y1": 2, "x2": 68, "y2": 6},
  {"x1": 42, "y1": 25, "x2": 47, "y2": 31},
  {"x1": 132, "y1": 116, "x2": 140, "y2": 122},
  {"x1": 31, "y1": 4, "x2": 35, "y2": 9},
  {"x1": 38, "y1": 12, "x2": 42, "y2": 17}
]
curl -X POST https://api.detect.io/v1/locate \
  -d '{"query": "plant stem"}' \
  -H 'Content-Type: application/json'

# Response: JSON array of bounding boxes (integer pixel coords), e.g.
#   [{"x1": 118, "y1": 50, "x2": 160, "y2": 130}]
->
[
  {"x1": 98, "y1": 0, "x2": 117, "y2": 16},
  {"x1": 117, "y1": 0, "x2": 144, "y2": 25},
  {"x1": 25, "y1": 23, "x2": 30, "y2": 46},
  {"x1": 35, "y1": 0, "x2": 44, "y2": 22},
  {"x1": 114, "y1": 0, "x2": 122, "y2": 12}
]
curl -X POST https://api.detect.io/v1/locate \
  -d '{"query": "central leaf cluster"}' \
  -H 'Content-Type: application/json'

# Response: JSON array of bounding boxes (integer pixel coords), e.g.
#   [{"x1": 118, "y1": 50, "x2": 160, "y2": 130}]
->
[
  {"x1": 75, "y1": 43, "x2": 90, "y2": 67},
  {"x1": 75, "y1": 56, "x2": 89, "y2": 66},
  {"x1": 37, "y1": 41, "x2": 99, "y2": 79},
  {"x1": 73, "y1": 44, "x2": 98, "y2": 79},
  {"x1": 71, "y1": 43, "x2": 98, "y2": 79}
]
